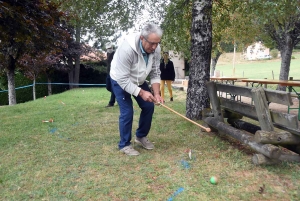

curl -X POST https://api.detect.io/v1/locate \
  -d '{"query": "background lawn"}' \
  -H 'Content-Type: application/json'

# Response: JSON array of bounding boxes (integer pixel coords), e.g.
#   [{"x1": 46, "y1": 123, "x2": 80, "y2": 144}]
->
[{"x1": 215, "y1": 52, "x2": 300, "y2": 80}]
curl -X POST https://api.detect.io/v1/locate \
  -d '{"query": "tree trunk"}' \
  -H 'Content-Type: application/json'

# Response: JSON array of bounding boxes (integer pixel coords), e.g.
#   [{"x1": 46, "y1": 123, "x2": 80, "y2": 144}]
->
[
  {"x1": 47, "y1": 76, "x2": 52, "y2": 95},
  {"x1": 186, "y1": 0, "x2": 212, "y2": 120},
  {"x1": 277, "y1": 35, "x2": 293, "y2": 91},
  {"x1": 211, "y1": 51, "x2": 221, "y2": 76},
  {"x1": 33, "y1": 76, "x2": 36, "y2": 101},
  {"x1": 67, "y1": 56, "x2": 74, "y2": 89},
  {"x1": 7, "y1": 56, "x2": 17, "y2": 105},
  {"x1": 74, "y1": 55, "x2": 80, "y2": 88},
  {"x1": 73, "y1": 21, "x2": 81, "y2": 88}
]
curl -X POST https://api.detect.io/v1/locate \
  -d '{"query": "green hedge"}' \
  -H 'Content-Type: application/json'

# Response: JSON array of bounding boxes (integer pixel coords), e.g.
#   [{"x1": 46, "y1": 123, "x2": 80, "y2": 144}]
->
[{"x1": 0, "y1": 64, "x2": 106, "y2": 105}]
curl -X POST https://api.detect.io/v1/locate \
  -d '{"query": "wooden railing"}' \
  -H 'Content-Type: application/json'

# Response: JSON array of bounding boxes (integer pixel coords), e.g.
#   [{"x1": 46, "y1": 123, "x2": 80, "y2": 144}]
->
[{"x1": 203, "y1": 81, "x2": 300, "y2": 165}]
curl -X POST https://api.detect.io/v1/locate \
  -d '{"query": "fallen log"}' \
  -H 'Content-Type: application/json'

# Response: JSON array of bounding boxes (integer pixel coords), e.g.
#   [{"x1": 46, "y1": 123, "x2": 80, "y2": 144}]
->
[
  {"x1": 252, "y1": 152, "x2": 300, "y2": 165},
  {"x1": 204, "y1": 117, "x2": 282, "y2": 159},
  {"x1": 252, "y1": 154, "x2": 279, "y2": 165},
  {"x1": 254, "y1": 130, "x2": 300, "y2": 145},
  {"x1": 279, "y1": 153, "x2": 300, "y2": 162}
]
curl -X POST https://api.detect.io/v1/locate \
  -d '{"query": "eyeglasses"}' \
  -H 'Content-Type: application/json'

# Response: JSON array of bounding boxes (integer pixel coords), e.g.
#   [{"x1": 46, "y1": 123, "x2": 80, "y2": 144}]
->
[{"x1": 143, "y1": 37, "x2": 160, "y2": 46}]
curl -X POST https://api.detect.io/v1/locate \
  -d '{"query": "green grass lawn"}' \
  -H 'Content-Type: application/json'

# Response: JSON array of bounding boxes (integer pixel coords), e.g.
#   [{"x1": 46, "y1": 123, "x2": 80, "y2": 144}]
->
[
  {"x1": 1, "y1": 88, "x2": 300, "y2": 200},
  {"x1": 216, "y1": 53, "x2": 300, "y2": 80}
]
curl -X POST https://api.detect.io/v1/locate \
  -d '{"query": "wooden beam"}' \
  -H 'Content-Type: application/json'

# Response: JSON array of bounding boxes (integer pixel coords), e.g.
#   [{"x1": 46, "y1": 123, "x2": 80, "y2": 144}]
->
[
  {"x1": 270, "y1": 111, "x2": 299, "y2": 130},
  {"x1": 264, "y1": 89, "x2": 293, "y2": 106},
  {"x1": 215, "y1": 83, "x2": 293, "y2": 105},
  {"x1": 251, "y1": 87, "x2": 274, "y2": 131},
  {"x1": 216, "y1": 83, "x2": 252, "y2": 98},
  {"x1": 220, "y1": 98, "x2": 257, "y2": 119},
  {"x1": 220, "y1": 99, "x2": 299, "y2": 135},
  {"x1": 254, "y1": 130, "x2": 300, "y2": 145}
]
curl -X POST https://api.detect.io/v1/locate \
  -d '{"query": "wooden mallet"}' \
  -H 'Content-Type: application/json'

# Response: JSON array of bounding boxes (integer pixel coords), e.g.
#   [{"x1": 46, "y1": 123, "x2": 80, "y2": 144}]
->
[{"x1": 158, "y1": 103, "x2": 211, "y2": 132}]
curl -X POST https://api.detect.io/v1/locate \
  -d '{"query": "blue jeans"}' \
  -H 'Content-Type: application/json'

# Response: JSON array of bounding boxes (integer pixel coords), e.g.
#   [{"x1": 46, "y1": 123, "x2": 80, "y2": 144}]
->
[{"x1": 111, "y1": 79, "x2": 154, "y2": 149}]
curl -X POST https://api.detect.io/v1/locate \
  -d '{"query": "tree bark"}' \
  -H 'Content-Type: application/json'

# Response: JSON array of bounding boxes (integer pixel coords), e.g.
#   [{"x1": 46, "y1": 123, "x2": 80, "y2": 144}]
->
[
  {"x1": 33, "y1": 76, "x2": 36, "y2": 101},
  {"x1": 254, "y1": 130, "x2": 300, "y2": 145},
  {"x1": 186, "y1": 0, "x2": 212, "y2": 120},
  {"x1": 252, "y1": 154, "x2": 279, "y2": 165},
  {"x1": 67, "y1": 56, "x2": 74, "y2": 89},
  {"x1": 73, "y1": 21, "x2": 81, "y2": 88},
  {"x1": 7, "y1": 56, "x2": 17, "y2": 105},
  {"x1": 252, "y1": 153, "x2": 300, "y2": 165},
  {"x1": 210, "y1": 51, "x2": 221, "y2": 76},
  {"x1": 277, "y1": 34, "x2": 293, "y2": 91},
  {"x1": 47, "y1": 76, "x2": 52, "y2": 95}
]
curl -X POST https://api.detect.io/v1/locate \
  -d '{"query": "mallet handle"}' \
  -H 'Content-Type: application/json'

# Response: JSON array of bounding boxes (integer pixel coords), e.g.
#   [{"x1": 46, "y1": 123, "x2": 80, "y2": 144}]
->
[{"x1": 159, "y1": 103, "x2": 211, "y2": 132}]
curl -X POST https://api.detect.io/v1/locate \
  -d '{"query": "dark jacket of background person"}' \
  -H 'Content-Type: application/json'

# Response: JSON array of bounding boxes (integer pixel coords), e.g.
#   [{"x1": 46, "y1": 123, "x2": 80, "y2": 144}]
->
[
  {"x1": 160, "y1": 59, "x2": 175, "y2": 81},
  {"x1": 105, "y1": 44, "x2": 115, "y2": 92},
  {"x1": 107, "y1": 51, "x2": 115, "y2": 74}
]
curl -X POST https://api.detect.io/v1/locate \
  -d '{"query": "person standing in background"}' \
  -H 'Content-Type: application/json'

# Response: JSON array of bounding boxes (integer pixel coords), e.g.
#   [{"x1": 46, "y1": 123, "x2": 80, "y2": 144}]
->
[
  {"x1": 160, "y1": 51, "x2": 175, "y2": 102},
  {"x1": 110, "y1": 24, "x2": 163, "y2": 156},
  {"x1": 105, "y1": 42, "x2": 116, "y2": 107}
]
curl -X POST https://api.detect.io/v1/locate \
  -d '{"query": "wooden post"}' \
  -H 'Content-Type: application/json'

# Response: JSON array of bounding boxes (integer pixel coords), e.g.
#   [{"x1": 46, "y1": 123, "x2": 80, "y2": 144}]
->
[
  {"x1": 263, "y1": 78, "x2": 267, "y2": 88},
  {"x1": 289, "y1": 77, "x2": 293, "y2": 93},
  {"x1": 202, "y1": 108, "x2": 217, "y2": 132},
  {"x1": 206, "y1": 82, "x2": 224, "y2": 122},
  {"x1": 251, "y1": 87, "x2": 274, "y2": 131}
]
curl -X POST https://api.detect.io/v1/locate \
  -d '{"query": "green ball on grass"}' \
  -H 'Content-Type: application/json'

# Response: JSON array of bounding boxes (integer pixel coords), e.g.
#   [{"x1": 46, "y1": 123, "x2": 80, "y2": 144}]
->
[{"x1": 210, "y1": 176, "x2": 218, "y2": 184}]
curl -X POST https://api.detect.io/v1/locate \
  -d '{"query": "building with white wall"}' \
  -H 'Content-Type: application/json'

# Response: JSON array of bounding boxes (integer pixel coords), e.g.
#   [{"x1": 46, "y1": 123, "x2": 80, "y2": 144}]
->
[
  {"x1": 168, "y1": 51, "x2": 185, "y2": 79},
  {"x1": 245, "y1": 42, "x2": 270, "y2": 60}
]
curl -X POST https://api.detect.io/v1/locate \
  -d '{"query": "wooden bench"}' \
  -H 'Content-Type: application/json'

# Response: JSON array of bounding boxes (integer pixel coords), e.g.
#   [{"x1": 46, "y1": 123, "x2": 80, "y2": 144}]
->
[
  {"x1": 203, "y1": 81, "x2": 300, "y2": 165},
  {"x1": 287, "y1": 77, "x2": 300, "y2": 120}
]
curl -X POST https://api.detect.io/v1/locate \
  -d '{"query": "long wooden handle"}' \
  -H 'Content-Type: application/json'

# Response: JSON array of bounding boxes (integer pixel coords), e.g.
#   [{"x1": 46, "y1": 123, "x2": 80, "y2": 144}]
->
[{"x1": 159, "y1": 103, "x2": 211, "y2": 132}]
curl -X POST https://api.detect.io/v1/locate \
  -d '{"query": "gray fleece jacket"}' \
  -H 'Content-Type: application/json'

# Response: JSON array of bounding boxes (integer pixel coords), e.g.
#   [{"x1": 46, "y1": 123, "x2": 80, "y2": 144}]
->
[{"x1": 110, "y1": 33, "x2": 161, "y2": 97}]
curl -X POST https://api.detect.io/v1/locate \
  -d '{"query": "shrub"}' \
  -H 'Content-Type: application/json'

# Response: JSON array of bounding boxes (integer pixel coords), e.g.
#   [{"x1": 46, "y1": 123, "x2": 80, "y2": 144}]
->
[{"x1": 270, "y1": 49, "x2": 279, "y2": 59}]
